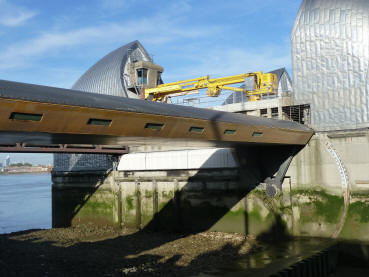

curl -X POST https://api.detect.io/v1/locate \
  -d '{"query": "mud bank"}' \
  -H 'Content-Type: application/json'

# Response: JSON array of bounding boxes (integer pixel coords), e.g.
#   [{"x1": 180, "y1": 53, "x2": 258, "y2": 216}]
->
[{"x1": 0, "y1": 226, "x2": 259, "y2": 276}]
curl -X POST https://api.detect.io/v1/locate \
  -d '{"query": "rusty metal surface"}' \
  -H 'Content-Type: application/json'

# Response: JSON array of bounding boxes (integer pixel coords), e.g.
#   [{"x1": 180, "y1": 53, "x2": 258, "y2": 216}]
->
[{"x1": 0, "y1": 79, "x2": 314, "y2": 149}]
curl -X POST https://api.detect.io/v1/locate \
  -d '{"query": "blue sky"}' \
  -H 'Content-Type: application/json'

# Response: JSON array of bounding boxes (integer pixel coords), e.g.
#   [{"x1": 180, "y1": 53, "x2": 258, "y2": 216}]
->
[{"x1": 0, "y1": 0, "x2": 301, "y2": 164}]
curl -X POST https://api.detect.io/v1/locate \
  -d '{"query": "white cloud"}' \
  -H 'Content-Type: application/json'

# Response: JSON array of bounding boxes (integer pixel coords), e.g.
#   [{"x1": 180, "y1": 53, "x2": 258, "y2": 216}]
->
[
  {"x1": 0, "y1": 12, "x2": 222, "y2": 69},
  {"x1": 0, "y1": 0, "x2": 37, "y2": 27},
  {"x1": 0, "y1": 0, "x2": 295, "y2": 86},
  {"x1": 163, "y1": 44, "x2": 292, "y2": 82}
]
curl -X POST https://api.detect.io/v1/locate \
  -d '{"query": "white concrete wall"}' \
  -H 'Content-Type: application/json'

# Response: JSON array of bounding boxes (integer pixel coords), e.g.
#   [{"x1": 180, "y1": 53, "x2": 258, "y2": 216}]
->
[
  {"x1": 118, "y1": 148, "x2": 238, "y2": 171},
  {"x1": 287, "y1": 131, "x2": 369, "y2": 195}
]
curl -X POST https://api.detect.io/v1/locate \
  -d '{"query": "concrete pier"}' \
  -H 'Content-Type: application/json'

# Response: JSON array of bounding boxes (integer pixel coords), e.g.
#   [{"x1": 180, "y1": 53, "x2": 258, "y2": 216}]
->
[
  {"x1": 52, "y1": 166, "x2": 294, "y2": 237},
  {"x1": 52, "y1": 130, "x2": 369, "y2": 241},
  {"x1": 287, "y1": 130, "x2": 369, "y2": 240}
]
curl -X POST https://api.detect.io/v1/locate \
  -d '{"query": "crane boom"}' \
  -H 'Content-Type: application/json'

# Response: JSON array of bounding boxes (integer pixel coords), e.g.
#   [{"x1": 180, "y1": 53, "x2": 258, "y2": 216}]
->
[{"x1": 144, "y1": 71, "x2": 278, "y2": 102}]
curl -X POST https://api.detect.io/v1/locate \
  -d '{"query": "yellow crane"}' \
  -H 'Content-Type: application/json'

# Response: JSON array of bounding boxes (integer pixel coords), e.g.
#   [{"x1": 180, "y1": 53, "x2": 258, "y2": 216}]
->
[{"x1": 144, "y1": 71, "x2": 278, "y2": 102}]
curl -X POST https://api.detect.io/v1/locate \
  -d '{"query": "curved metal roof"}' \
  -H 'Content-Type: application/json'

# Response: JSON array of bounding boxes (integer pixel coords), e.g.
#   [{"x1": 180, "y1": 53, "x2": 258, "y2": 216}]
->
[{"x1": 72, "y1": 40, "x2": 150, "y2": 98}]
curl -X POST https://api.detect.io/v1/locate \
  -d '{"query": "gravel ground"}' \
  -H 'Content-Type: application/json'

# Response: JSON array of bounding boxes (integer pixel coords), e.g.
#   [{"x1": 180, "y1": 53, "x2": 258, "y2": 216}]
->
[{"x1": 0, "y1": 225, "x2": 261, "y2": 276}]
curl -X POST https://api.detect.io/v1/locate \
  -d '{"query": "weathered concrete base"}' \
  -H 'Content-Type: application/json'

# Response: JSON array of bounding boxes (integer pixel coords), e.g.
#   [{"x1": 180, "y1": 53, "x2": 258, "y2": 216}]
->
[
  {"x1": 52, "y1": 130, "x2": 369, "y2": 242},
  {"x1": 51, "y1": 171, "x2": 369, "y2": 241},
  {"x1": 52, "y1": 171, "x2": 118, "y2": 227},
  {"x1": 52, "y1": 169, "x2": 288, "y2": 237},
  {"x1": 286, "y1": 131, "x2": 369, "y2": 241}
]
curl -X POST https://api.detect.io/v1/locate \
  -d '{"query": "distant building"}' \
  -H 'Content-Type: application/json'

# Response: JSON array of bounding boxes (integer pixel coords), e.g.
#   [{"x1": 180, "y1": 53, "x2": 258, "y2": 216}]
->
[
  {"x1": 4, "y1": 155, "x2": 10, "y2": 168},
  {"x1": 291, "y1": 0, "x2": 369, "y2": 131}
]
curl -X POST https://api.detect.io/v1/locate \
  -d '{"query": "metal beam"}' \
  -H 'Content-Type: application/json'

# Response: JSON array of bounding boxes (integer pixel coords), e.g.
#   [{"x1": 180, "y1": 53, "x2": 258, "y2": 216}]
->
[{"x1": 0, "y1": 143, "x2": 128, "y2": 154}]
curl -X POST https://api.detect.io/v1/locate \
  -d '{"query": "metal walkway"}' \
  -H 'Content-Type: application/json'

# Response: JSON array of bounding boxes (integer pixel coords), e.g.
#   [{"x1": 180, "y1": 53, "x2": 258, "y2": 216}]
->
[{"x1": 0, "y1": 79, "x2": 314, "y2": 153}]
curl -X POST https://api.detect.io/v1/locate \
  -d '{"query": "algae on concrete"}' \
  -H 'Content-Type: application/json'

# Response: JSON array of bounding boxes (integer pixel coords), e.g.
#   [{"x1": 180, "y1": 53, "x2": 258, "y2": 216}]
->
[{"x1": 347, "y1": 201, "x2": 369, "y2": 223}]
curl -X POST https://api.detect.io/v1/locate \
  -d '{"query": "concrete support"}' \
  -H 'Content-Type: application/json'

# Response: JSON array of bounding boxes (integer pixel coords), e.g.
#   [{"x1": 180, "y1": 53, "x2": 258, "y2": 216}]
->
[
  {"x1": 285, "y1": 131, "x2": 369, "y2": 240},
  {"x1": 52, "y1": 171, "x2": 117, "y2": 227},
  {"x1": 267, "y1": 108, "x2": 272, "y2": 118},
  {"x1": 51, "y1": 130, "x2": 369, "y2": 241},
  {"x1": 278, "y1": 106, "x2": 283, "y2": 120},
  {"x1": 51, "y1": 168, "x2": 286, "y2": 236}
]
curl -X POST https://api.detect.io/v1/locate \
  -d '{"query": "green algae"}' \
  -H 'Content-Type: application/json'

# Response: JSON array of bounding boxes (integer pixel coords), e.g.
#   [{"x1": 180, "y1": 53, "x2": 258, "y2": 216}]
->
[
  {"x1": 79, "y1": 200, "x2": 113, "y2": 215},
  {"x1": 55, "y1": 176, "x2": 369, "y2": 240},
  {"x1": 347, "y1": 201, "x2": 369, "y2": 223},
  {"x1": 144, "y1": 190, "x2": 154, "y2": 198},
  {"x1": 125, "y1": 196, "x2": 134, "y2": 211},
  {"x1": 161, "y1": 190, "x2": 174, "y2": 199},
  {"x1": 248, "y1": 209, "x2": 263, "y2": 222},
  {"x1": 292, "y1": 189, "x2": 344, "y2": 224},
  {"x1": 159, "y1": 201, "x2": 169, "y2": 211}
]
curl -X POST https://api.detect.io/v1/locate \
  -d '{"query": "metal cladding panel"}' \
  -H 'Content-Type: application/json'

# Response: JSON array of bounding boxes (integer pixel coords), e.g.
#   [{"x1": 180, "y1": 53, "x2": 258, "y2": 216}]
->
[
  {"x1": 72, "y1": 40, "x2": 150, "y2": 98},
  {"x1": 291, "y1": 0, "x2": 369, "y2": 131},
  {"x1": 53, "y1": 153, "x2": 112, "y2": 172}
]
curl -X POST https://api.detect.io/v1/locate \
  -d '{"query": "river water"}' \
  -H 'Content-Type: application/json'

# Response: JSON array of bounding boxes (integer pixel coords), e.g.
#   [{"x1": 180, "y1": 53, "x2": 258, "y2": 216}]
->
[{"x1": 0, "y1": 173, "x2": 52, "y2": 234}]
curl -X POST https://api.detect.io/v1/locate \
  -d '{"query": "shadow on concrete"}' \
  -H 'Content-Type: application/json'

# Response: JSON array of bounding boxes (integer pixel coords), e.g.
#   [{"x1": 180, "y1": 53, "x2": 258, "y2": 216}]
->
[
  {"x1": 26, "y1": 142, "x2": 305, "y2": 275},
  {"x1": 52, "y1": 169, "x2": 113, "y2": 227},
  {"x1": 256, "y1": 213, "x2": 291, "y2": 243},
  {"x1": 52, "y1": 142, "x2": 301, "y2": 237}
]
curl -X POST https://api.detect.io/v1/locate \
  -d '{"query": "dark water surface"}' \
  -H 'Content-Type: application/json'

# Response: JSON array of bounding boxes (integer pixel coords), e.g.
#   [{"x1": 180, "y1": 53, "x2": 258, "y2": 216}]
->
[{"x1": 0, "y1": 173, "x2": 51, "y2": 234}]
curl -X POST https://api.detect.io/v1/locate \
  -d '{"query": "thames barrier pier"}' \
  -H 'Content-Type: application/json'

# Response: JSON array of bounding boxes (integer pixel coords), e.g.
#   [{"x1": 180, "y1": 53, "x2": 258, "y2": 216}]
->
[{"x1": 2, "y1": 0, "x2": 369, "y2": 276}]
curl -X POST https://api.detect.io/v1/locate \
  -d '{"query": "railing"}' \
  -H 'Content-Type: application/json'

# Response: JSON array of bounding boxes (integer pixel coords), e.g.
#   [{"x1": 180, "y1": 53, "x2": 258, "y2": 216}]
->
[
  {"x1": 169, "y1": 90, "x2": 311, "y2": 126},
  {"x1": 169, "y1": 90, "x2": 294, "y2": 108},
  {"x1": 281, "y1": 104, "x2": 311, "y2": 126}
]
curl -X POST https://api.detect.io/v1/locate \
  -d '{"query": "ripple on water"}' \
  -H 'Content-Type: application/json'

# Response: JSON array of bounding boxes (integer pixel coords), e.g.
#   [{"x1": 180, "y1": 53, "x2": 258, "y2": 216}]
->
[{"x1": 0, "y1": 173, "x2": 52, "y2": 234}]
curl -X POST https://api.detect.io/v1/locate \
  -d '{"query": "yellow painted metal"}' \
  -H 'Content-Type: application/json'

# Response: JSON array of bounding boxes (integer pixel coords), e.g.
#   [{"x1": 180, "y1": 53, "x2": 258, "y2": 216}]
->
[{"x1": 145, "y1": 71, "x2": 278, "y2": 102}]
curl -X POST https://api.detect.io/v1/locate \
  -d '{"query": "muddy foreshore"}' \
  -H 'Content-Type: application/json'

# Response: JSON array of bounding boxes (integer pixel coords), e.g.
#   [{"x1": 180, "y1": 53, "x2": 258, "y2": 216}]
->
[{"x1": 0, "y1": 225, "x2": 260, "y2": 276}]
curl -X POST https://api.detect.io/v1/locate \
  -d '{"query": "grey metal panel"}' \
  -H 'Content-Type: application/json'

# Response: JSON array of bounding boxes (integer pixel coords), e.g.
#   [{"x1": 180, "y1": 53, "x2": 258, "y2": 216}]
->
[
  {"x1": 269, "y1": 68, "x2": 290, "y2": 84},
  {"x1": 72, "y1": 40, "x2": 150, "y2": 98},
  {"x1": 53, "y1": 153, "x2": 113, "y2": 172},
  {"x1": 269, "y1": 68, "x2": 292, "y2": 94},
  {"x1": 291, "y1": 0, "x2": 369, "y2": 131}
]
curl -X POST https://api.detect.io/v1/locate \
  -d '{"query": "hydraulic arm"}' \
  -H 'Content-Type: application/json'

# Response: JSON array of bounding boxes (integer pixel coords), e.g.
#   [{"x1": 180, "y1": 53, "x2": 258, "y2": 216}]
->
[{"x1": 144, "y1": 71, "x2": 278, "y2": 102}]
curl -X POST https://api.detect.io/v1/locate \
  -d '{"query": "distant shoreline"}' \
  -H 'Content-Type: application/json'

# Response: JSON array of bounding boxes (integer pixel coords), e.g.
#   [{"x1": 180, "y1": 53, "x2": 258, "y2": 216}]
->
[
  {"x1": 1, "y1": 165, "x2": 53, "y2": 175},
  {"x1": 0, "y1": 171, "x2": 51, "y2": 175}
]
